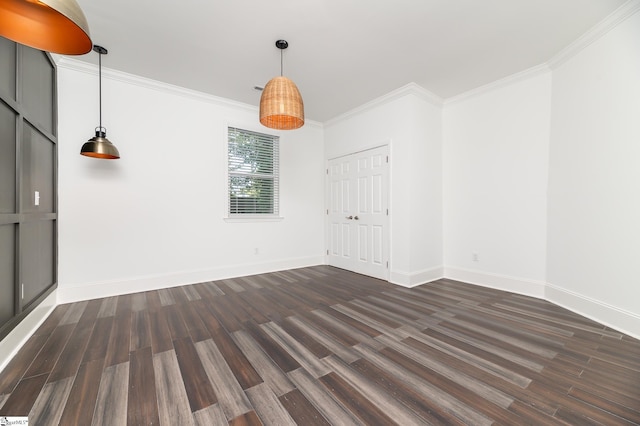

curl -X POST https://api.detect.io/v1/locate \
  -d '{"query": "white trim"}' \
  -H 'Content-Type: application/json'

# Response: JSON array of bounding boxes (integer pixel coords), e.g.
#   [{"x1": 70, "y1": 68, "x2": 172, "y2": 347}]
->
[
  {"x1": 57, "y1": 256, "x2": 323, "y2": 303},
  {"x1": 53, "y1": 2, "x2": 640, "y2": 129},
  {"x1": 226, "y1": 120, "x2": 284, "y2": 138},
  {"x1": 443, "y1": 267, "x2": 546, "y2": 299},
  {"x1": 444, "y1": 64, "x2": 551, "y2": 106},
  {"x1": 545, "y1": 283, "x2": 640, "y2": 341},
  {"x1": 390, "y1": 267, "x2": 444, "y2": 288},
  {"x1": 54, "y1": 57, "x2": 325, "y2": 129},
  {"x1": 326, "y1": 142, "x2": 390, "y2": 162},
  {"x1": 547, "y1": 0, "x2": 640, "y2": 70},
  {"x1": 442, "y1": 2, "x2": 640, "y2": 105},
  {"x1": 223, "y1": 216, "x2": 284, "y2": 223},
  {"x1": 406, "y1": 83, "x2": 444, "y2": 107},
  {"x1": 0, "y1": 290, "x2": 57, "y2": 373},
  {"x1": 56, "y1": 57, "x2": 253, "y2": 110},
  {"x1": 324, "y1": 82, "x2": 443, "y2": 128}
]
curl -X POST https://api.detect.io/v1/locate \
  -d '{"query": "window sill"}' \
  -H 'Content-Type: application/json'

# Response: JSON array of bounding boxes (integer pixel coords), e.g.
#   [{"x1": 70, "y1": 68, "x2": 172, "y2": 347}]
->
[{"x1": 224, "y1": 216, "x2": 284, "y2": 223}]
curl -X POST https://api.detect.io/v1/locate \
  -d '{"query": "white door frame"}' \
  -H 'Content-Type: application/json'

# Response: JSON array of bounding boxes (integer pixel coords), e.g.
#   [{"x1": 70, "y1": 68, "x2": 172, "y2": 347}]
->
[{"x1": 325, "y1": 144, "x2": 391, "y2": 281}]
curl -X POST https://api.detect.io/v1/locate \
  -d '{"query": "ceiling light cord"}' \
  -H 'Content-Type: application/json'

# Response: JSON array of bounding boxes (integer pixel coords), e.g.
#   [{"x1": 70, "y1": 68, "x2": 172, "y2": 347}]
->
[
  {"x1": 280, "y1": 48, "x2": 284, "y2": 77},
  {"x1": 98, "y1": 50, "x2": 103, "y2": 131}
]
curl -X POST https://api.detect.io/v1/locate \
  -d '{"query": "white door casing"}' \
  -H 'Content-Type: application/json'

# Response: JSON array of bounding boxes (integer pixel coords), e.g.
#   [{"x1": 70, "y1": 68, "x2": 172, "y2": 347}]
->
[{"x1": 327, "y1": 145, "x2": 389, "y2": 280}]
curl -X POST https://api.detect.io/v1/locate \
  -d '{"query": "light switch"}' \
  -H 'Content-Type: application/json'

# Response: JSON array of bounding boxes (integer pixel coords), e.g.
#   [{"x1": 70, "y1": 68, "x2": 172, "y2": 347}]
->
[{"x1": 34, "y1": 191, "x2": 40, "y2": 206}]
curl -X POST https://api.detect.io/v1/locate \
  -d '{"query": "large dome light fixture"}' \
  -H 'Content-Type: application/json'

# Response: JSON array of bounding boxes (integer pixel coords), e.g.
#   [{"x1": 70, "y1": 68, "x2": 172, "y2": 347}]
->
[
  {"x1": 260, "y1": 40, "x2": 304, "y2": 130},
  {"x1": 0, "y1": 0, "x2": 92, "y2": 55},
  {"x1": 81, "y1": 45, "x2": 120, "y2": 159}
]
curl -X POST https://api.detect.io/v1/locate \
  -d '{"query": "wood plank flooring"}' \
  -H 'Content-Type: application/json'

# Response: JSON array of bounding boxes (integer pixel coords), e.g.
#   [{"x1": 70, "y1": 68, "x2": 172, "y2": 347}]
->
[{"x1": 0, "y1": 266, "x2": 639, "y2": 425}]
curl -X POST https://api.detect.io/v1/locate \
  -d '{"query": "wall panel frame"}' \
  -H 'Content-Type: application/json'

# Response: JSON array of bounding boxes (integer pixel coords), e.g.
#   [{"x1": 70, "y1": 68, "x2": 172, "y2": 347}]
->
[{"x1": 0, "y1": 37, "x2": 57, "y2": 340}]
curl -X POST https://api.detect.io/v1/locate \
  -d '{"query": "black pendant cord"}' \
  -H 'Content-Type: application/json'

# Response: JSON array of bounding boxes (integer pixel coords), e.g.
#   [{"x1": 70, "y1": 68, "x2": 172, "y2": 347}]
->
[
  {"x1": 275, "y1": 39, "x2": 288, "y2": 77},
  {"x1": 92, "y1": 45, "x2": 108, "y2": 135},
  {"x1": 98, "y1": 50, "x2": 102, "y2": 131}
]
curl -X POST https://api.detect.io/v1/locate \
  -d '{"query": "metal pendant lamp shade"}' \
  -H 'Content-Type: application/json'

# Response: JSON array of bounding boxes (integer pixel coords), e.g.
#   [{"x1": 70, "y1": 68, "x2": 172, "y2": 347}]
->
[
  {"x1": 81, "y1": 129, "x2": 120, "y2": 159},
  {"x1": 0, "y1": 0, "x2": 92, "y2": 55},
  {"x1": 81, "y1": 45, "x2": 120, "y2": 159},
  {"x1": 260, "y1": 40, "x2": 304, "y2": 130}
]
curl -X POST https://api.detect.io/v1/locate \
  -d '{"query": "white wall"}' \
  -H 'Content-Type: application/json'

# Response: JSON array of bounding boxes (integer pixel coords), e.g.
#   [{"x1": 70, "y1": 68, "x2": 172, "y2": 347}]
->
[
  {"x1": 324, "y1": 85, "x2": 443, "y2": 286},
  {"x1": 546, "y1": 10, "x2": 640, "y2": 336},
  {"x1": 56, "y1": 60, "x2": 325, "y2": 302},
  {"x1": 406, "y1": 95, "x2": 444, "y2": 283},
  {"x1": 442, "y1": 71, "x2": 552, "y2": 297}
]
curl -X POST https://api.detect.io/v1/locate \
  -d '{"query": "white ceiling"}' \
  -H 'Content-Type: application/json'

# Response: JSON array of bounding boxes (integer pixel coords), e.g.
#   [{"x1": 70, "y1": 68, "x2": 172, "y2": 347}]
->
[{"x1": 72, "y1": 0, "x2": 626, "y2": 122}]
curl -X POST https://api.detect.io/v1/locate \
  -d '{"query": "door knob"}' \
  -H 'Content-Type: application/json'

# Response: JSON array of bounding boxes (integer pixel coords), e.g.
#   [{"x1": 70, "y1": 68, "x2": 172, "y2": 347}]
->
[
  {"x1": 354, "y1": 216, "x2": 359, "y2": 220},
  {"x1": 346, "y1": 215, "x2": 353, "y2": 220}
]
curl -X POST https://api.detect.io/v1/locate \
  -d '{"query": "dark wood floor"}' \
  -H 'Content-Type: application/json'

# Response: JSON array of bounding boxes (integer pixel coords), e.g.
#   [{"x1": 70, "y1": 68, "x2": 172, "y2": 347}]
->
[{"x1": 0, "y1": 266, "x2": 638, "y2": 425}]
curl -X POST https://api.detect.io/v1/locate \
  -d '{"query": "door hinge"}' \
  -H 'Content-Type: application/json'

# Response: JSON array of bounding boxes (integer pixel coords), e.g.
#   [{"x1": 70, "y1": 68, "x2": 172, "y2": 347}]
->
[
  {"x1": 21, "y1": 283, "x2": 24, "y2": 299},
  {"x1": 326, "y1": 209, "x2": 329, "y2": 214},
  {"x1": 326, "y1": 168, "x2": 329, "y2": 175},
  {"x1": 386, "y1": 155, "x2": 389, "y2": 163},
  {"x1": 386, "y1": 208, "x2": 389, "y2": 216},
  {"x1": 326, "y1": 249, "x2": 329, "y2": 255},
  {"x1": 386, "y1": 261, "x2": 389, "y2": 268}
]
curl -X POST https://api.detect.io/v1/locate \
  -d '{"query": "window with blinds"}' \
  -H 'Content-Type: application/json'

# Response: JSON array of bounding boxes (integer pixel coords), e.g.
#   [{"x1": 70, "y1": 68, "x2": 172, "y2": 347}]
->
[{"x1": 228, "y1": 127, "x2": 279, "y2": 215}]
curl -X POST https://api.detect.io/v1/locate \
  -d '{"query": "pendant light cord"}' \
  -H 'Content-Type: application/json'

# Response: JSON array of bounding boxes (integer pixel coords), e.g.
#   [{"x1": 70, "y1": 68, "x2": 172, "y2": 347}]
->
[
  {"x1": 280, "y1": 48, "x2": 283, "y2": 76},
  {"x1": 98, "y1": 50, "x2": 102, "y2": 130}
]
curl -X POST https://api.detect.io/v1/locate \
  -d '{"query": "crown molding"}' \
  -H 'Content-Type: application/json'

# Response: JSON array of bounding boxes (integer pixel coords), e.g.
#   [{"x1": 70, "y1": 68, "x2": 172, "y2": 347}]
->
[
  {"x1": 53, "y1": 1, "x2": 639, "y2": 127},
  {"x1": 406, "y1": 82, "x2": 444, "y2": 107},
  {"x1": 547, "y1": 0, "x2": 640, "y2": 70},
  {"x1": 324, "y1": 82, "x2": 443, "y2": 128},
  {"x1": 442, "y1": 1, "x2": 639, "y2": 106},
  {"x1": 55, "y1": 57, "x2": 254, "y2": 111},
  {"x1": 53, "y1": 57, "x2": 323, "y2": 129},
  {"x1": 444, "y1": 64, "x2": 551, "y2": 106}
]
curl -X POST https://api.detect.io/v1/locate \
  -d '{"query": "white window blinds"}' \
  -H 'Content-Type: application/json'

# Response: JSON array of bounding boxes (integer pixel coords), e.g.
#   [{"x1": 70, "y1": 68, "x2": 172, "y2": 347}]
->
[{"x1": 228, "y1": 127, "x2": 279, "y2": 215}]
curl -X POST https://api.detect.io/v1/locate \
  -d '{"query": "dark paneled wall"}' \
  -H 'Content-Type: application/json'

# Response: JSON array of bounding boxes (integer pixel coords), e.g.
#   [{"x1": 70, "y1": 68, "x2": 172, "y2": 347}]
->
[{"x1": 0, "y1": 36, "x2": 57, "y2": 339}]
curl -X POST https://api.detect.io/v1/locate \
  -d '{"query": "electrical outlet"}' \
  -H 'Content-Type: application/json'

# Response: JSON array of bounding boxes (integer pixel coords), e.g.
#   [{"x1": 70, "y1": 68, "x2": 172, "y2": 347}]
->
[{"x1": 472, "y1": 252, "x2": 479, "y2": 262}]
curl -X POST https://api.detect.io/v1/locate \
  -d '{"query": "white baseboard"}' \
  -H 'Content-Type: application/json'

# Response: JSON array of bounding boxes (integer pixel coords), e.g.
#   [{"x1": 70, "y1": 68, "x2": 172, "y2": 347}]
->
[
  {"x1": 442, "y1": 268, "x2": 638, "y2": 339},
  {"x1": 6, "y1": 262, "x2": 637, "y2": 380},
  {"x1": 443, "y1": 266, "x2": 546, "y2": 299},
  {"x1": 390, "y1": 267, "x2": 444, "y2": 288},
  {"x1": 58, "y1": 256, "x2": 324, "y2": 303},
  {"x1": 0, "y1": 290, "x2": 57, "y2": 373},
  {"x1": 546, "y1": 283, "x2": 640, "y2": 340}
]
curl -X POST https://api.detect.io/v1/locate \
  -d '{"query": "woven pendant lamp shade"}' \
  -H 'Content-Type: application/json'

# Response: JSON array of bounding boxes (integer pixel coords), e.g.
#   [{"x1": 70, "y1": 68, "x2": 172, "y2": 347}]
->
[
  {"x1": 260, "y1": 76, "x2": 304, "y2": 130},
  {"x1": 0, "y1": 0, "x2": 92, "y2": 55}
]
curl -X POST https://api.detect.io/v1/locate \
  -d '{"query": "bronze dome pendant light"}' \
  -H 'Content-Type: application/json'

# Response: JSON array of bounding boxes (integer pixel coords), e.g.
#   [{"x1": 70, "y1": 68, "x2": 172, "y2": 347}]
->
[
  {"x1": 81, "y1": 45, "x2": 120, "y2": 159},
  {"x1": 0, "y1": 0, "x2": 92, "y2": 55},
  {"x1": 260, "y1": 40, "x2": 304, "y2": 130}
]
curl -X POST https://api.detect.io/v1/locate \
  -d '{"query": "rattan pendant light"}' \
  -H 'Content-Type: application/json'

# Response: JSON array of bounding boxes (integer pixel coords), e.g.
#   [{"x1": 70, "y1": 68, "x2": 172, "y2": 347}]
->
[
  {"x1": 81, "y1": 45, "x2": 120, "y2": 159},
  {"x1": 0, "y1": 0, "x2": 92, "y2": 55},
  {"x1": 260, "y1": 40, "x2": 304, "y2": 130}
]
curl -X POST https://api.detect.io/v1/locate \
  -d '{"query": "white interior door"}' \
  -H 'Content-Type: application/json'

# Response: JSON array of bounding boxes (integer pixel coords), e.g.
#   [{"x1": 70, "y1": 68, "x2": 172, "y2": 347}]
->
[{"x1": 327, "y1": 145, "x2": 389, "y2": 280}]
